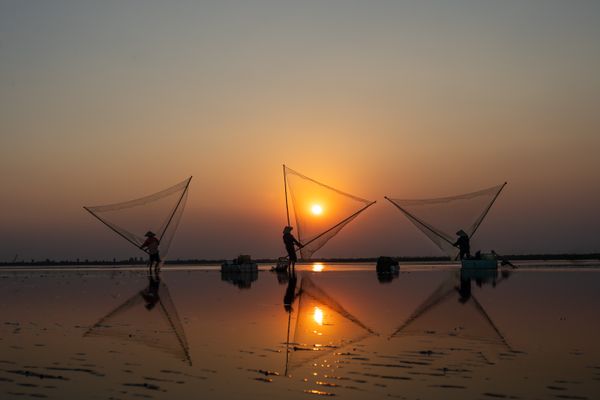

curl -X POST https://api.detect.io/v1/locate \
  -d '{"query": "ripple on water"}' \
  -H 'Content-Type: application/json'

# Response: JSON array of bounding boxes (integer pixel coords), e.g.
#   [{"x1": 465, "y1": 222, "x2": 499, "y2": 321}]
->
[
  {"x1": 5, "y1": 370, "x2": 69, "y2": 380},
  {"x1": 304, "y1": 389, "x2": 335, "y2": 396},
  {"x1": 45, "y1": 366, "x2": 104, "y2": 377},
  {"x1": 429, "y1": 384, "x2": 467, "y2": 389},
  {"x1": 547, "y1": 385, "x2": 567, "y2": 391},
  {"x1": 17, "y1": 383, "x2": 38, "y2": 388},
  {"x1": 315, "y1": 381, "x2": 339, "y2": 387},
  {"x1": 7, "y1": 392, "x2": 48, "y2": 398},
  {"x1": 353, "y1": 372, "x2": 411, "y2": 381},
  {"x1": 159, "y1": 369, "x2": 209, "y2": 380},
  {"x1": 482, "y1": 392, "x2": 508, "y2": 398},
  {"x1": 122, "y1": 382, "x2": 164, "y2": 392},
  {"x1": 248, "y1": 368, "x2": 279, "y2": 376}
]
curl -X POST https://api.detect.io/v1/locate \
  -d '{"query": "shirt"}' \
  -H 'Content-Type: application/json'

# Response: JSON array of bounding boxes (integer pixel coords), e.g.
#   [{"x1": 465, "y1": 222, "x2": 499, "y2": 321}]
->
[{"x1": 142, "y1": 236, "x2": 160, "y2": 254}]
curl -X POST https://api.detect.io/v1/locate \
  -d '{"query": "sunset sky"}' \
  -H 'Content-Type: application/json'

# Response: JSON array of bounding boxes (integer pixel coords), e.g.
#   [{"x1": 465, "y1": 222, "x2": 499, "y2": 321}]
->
[{"x1": 1, "y1": 1, "x2": 599, "y2": 261}]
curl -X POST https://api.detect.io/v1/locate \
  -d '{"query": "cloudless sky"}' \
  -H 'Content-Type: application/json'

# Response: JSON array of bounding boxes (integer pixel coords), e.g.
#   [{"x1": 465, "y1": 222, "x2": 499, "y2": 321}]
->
[{"x1": 1, "y1": 0, "x2": 599, "y2": 260}]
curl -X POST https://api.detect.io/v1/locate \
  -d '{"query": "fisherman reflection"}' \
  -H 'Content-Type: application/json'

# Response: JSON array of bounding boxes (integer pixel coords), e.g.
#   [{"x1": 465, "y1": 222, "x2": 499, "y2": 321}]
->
[
  {"x1": 141, "y1": 273, "x2": 161, "y2": 310},
  {"x1": 283, "y1": 269, "x2": 298, "y2": 313},
  {"x1": 453, "y1": 230, "x2": 471, "y2": 260},
  {"x1": 458, "y1": 267, "x2": 512, "y2": 303},
  {"x1": 458, "y1": 273, "x2": 472, "y2": 303}
]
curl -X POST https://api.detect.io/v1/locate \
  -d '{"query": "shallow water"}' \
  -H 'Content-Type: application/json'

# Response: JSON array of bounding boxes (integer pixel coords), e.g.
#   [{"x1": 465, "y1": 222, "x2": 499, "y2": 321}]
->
[{"x1": 1, "y1": 263, "x2": 599, "y2": 399}]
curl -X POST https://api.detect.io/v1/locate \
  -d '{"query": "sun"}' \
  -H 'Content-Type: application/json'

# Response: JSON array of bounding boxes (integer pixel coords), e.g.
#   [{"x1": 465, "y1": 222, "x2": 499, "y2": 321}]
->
[{"x1": 311, "y1": 204, "x2": 323, "y2": 215}]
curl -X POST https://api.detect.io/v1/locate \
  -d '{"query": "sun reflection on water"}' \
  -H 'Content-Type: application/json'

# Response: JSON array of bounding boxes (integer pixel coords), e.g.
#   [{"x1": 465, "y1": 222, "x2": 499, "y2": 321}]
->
[
  {"x1": 313, "y1": 307, "x2": 324, "y2": 326},
  {"x1": 312, "y1": 263, "x2": 325, "y2": 272}
]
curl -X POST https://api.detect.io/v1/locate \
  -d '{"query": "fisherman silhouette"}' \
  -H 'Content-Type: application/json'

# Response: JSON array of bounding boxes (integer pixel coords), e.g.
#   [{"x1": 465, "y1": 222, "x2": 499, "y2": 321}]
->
[
  {"x1": 282, "y1": 226, "x2": 303, "y2": 272},
  {"x1": 141, "y1": 231, "x2": 161, "y2": 273},
  {"x1": 453, "y1": 230, "x2": 471, "y2": 260}
]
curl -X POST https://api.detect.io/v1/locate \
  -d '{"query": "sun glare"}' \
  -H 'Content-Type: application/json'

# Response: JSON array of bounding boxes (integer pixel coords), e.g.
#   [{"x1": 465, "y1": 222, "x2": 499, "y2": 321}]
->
[
  {"x1": 313, "y1": 307, "x2": 324, "y2": 325},
  {"x1": 311, "y1": 204, "x2": 323, "y2": 215}
]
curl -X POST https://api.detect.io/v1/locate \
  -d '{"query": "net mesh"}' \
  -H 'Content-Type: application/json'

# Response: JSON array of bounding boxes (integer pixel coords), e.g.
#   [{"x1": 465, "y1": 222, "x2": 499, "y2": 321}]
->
[
  {"x1": 286, "y1": 275, "x2": 376, "y2": 372},
  {"x1": 284, "y1": 166, "x2": 375, "y2": 259},
  {"x1": 390, "y1": 273, "x2": 510, "y2": 350},
  {"x1": 84, "y1": 177, "x2": 191, "y2": 260},
  {"x1": 386, "y1": 183, "x2": 506, "y2": 259},
  {"x1": 84, "y1": 279, "x2": 191, "y2": 364}
]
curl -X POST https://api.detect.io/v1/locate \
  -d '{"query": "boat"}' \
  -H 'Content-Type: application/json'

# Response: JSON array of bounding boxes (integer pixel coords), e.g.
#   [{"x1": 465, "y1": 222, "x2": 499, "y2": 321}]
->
[
  {"x1": 461, "y1": 253, "x2": 498, "y2": 269},
  {"x1": 376, "y1": 256, "x2": 399, "y2": 271},
  {"x1": 271, "y1": 257, "x2": 289, "y2": 272},
  {"x1": 221, "y1": 254, "x2": 258, "y2": 272},
  {"x1": 375, "y1": 256, "x2": 400, "y2": 282}
]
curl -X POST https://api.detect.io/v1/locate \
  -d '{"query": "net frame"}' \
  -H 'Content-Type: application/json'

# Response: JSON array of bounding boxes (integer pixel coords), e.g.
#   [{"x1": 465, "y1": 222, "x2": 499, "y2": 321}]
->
[
  {"x1": 284, "y1": 274, "x2": 377, "y2": 374},
  {"x1": 283, "y1": 165, "x2": 376, "y2": 259},
  {"x1": 83, "y1": 279, "x2": 192, "y2": 365},
  {"x1": 84, "y1": 176, "x2": 192, "y2": 261},
  {"x1": 385, "y1": 182, "x2": 507, "y2": 260},
  {"x1": 389, "y1": 273, "x2": 511, "y2": 351}
]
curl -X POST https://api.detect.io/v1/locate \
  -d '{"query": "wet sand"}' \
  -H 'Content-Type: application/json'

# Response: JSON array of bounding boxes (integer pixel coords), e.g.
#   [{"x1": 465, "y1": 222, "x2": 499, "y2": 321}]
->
[{"x1": 1, "y1": 263, "x2": 599, "y2": 399}]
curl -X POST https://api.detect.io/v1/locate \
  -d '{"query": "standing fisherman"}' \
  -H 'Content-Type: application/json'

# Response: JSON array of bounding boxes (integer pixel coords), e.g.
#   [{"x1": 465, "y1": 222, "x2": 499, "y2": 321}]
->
[
  {"x1": 282, "y1": 226, "x2": 303, "y2": 272},
  {"x1": 141, "y1": 231, "x2": 161, "y2": 273},
  {"x1": 453, "y1": 229, "x2": 471, "y2": 260}
]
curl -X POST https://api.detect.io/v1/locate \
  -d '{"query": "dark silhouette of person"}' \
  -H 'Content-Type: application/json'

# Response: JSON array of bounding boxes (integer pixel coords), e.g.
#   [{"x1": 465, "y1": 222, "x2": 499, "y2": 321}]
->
[
  {"x1": 283, "y1": 226, "x2": 303, "y2": 271},
  {"x1": 141, "y1": 231, "x2": 161, "y2": 273},
  {"x1": 283, "y1": 270, "x2": 298, "y2": 313},
  {"x1": 141, "y1": 273, "x2": 160, "y2": 310},
  {"x1": 453, "y1": 230, "x2": 471, "y2": 260}
]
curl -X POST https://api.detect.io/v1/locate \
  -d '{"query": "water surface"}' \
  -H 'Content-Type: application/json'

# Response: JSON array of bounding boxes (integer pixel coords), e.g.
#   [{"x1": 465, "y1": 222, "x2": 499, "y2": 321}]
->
[{"x1": 1, "y1": 263, "x2": 599, "y2": 399}]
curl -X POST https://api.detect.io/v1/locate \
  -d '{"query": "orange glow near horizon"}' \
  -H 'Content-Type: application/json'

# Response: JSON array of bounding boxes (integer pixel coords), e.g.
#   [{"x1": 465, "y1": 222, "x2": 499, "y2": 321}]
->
[{"x1": 312, "y1": 263, "x2": 325, "y2": 272}]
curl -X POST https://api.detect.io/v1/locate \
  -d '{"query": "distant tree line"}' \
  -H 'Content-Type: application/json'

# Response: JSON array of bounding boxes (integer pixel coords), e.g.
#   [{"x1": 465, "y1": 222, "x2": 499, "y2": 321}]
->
[{"x1": 0, "y1": 253, "x2": 598, "y2": 267}]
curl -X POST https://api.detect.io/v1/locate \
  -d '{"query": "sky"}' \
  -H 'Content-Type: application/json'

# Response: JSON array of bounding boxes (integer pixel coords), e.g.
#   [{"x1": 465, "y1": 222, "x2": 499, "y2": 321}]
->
[{"x1": 1, "y1": 0, "x2": 599, "y2": 261}]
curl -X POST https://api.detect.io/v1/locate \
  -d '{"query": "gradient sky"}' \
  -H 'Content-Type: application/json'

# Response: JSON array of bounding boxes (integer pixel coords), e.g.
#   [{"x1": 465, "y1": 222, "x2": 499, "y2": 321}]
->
[{"x1": 1, "y1": 1, "x2": 599, "y2": 261}]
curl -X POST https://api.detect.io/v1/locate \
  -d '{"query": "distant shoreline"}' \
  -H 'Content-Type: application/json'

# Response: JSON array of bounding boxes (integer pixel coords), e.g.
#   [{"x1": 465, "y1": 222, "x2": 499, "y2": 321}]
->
[{"x1": 1, "y1": 253, "x2": 598, "y2": 267}]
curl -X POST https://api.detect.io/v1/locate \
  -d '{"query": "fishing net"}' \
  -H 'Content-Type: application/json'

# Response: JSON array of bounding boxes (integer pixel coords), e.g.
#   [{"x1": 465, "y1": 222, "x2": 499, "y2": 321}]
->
[
  {"x1": 284, "y1": 166, "x2": 375, "y2": 259},
  {"x1": 84, "y1": 177, "x2": 191, "y2": 260},
  {"x1": 84, "y1": 278, "x2": 191, "y2": 364},
  {"x1": 285, "y1": 275, "x2": 376, "y2": 373},
  {"x1": 390, "y1": 273, "x2": 510, "y2": 350},
  {"x1": 386, "y1": 183, "x2": 506, "y2": 259}
]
